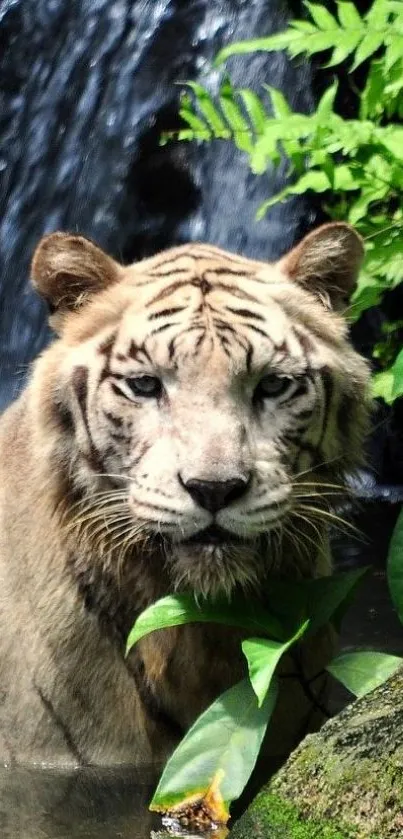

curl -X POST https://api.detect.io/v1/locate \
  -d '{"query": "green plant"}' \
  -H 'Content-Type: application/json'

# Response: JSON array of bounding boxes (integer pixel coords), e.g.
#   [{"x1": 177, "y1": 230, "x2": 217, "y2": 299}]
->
[
  {"x1": 164, "y1": 0, "x2": 403, "y2": 403},
  {"x1": 126, "y1": 568, "x2": 403, "y2": 829}
]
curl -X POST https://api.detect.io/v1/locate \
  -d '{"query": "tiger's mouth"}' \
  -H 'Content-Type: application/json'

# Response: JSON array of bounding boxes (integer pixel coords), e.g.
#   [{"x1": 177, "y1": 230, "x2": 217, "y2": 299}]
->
[{"x1": 182, "y1": 524, "x2": 251, "y2": 546}]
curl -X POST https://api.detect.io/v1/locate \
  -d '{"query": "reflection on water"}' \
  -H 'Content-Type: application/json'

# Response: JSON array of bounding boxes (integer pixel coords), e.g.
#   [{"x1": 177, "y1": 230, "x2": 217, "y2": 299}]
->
[
  {"x1": 0, "y1": 501, "x2": 402, "y2": 839},
  {"x1": 0, "y1": 764, "x2": 229, "y2": 839},
  {"x1": 0, "y1": 765, "x2": 160, "y2": 839}
]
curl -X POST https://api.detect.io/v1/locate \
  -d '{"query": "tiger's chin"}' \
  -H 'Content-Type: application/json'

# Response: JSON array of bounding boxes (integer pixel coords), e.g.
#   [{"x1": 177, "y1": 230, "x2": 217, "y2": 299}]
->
[{"x1": 164, "y1": 534, "x2": 271, "y2": 600}]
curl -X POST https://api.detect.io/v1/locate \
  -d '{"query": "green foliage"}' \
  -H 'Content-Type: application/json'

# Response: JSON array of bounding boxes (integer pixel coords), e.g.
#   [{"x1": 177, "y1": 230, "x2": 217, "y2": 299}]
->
[
  {"x1": 150, "y1": 677, "x2": 278, "y2": 822},
  {"x1": 242, "y1": 621, "x2": 309, "y2": 706},
  {"x1": 215, "y1": 1, "x2": 403, "y2": 76},
  {"x1": 327, "y1": 650, "x2": 403, "y2": 697},
  {"x1": 125, "y1": 593, "x2": 284, "y2": 655},
  {"x1": 167, "y1": 0, "x2": 403, "y2": 397},
  {"x1": 127, "y1": 567, "x2": 401, "y2": 826},
  {"x1": 387, "y1": 507, "x2": 403, "y2": 622}
]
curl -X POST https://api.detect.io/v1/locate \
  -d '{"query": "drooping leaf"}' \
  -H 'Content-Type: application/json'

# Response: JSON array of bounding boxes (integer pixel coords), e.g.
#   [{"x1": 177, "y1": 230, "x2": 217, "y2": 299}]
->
[
  {"x1": 242, "y1": 620, "x2": 309, "y2": 706},
  {"x1": 150, "y1": 677, "x2": 279, "y2": 823},
  {"x1": 327, "y1": 650, "x2": 403, "y2": 697},
  {"x1": 387, "y1": 507, "x2": 403, "y2": 624},
  {"x1": 126, "y1": 594, "x2": 284, "y2": 655}
]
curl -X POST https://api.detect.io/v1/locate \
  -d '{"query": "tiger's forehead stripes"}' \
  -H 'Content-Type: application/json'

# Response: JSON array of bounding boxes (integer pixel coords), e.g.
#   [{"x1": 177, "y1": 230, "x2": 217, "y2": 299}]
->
[{"x1": 96, "y1": 285, "x2": 313, "y2": 383}]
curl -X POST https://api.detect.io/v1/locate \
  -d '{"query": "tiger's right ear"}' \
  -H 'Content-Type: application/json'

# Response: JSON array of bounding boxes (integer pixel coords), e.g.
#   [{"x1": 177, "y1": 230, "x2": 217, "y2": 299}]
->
[{"x1": 31, "y1": 232, "x2": 121, "y2": 327}]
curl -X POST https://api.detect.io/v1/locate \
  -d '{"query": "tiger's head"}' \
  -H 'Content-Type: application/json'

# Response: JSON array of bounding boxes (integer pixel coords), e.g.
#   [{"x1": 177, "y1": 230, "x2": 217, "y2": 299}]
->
[{"x1": 31, "y1": 223, "x2": 370, "y2": 599}]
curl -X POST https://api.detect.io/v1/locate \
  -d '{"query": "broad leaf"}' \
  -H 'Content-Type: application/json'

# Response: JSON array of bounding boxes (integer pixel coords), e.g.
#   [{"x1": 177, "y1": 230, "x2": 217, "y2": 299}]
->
[
  {"x1": 126, "y1": 594, "x2": 284, "y2": 655},
  {"x1": 327, "y1": 651, "x2": 403, "y2": 697},
  {"x1": 150, "y1": 677, "x2": 278, "y2": 823},
  {"x1": 242, "y1": 620, "x2": 309, "y2": 706},
  {"x1": 387, "y1": 507, "x2": 403, "y2": 624},
  {"x1": 264, "y1": 567, "x2": 370, "y2": 635}
]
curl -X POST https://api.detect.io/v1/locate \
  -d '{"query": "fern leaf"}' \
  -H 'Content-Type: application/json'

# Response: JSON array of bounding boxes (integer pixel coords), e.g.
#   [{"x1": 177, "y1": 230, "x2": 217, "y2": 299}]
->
[
  {"x1": 326, "y1": 32, "x2": 364, "y2": 66},
  {"x1": 218, "y1": 79, "x2": 254, "y2": 152},
  {"x1": 316, "y1": 82, "x2": 339, "y2": 118},
  {"x1": 257, "y1": 170, "x2": 331, "y2": 219},
  {"x1": 360, "y1": 60, "x2": 386, "y2": 118},
  {"x1": 384, "y1": 34, "x2": 403, "y2": 71},
  {"x1": 178, "y1": 93, "x2": 212, "y2": 140},
  {"x1": 337, "y1": 1, "x2": 363, "y2": 29},
  {"x1": 238, "y1": 90, "x2": 268, "y2": 137},
  {"x1": 305, "y1": 2, "x2": 338, "y2": 29},
  {"x1": 352, "y1": 31, "x2": 387, "y2": 69},
  {"x1": 214, "y1": 32, "x2": 302, "y2": 66},
  {"x1": 185, "y1": 83, "x2": 230, "y2": 138},
  {"x1": 365, "y1": 0, "x2": 394, "y2": 27},
  {"x1": 263, "y1": 85, "x2": 291, "y2": 118}
]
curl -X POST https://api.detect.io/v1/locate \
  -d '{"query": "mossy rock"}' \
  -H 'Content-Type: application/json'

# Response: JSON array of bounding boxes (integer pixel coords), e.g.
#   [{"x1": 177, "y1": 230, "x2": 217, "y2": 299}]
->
[{"x1": 231, "y1": 669, "x2": 403, "y2": 839}]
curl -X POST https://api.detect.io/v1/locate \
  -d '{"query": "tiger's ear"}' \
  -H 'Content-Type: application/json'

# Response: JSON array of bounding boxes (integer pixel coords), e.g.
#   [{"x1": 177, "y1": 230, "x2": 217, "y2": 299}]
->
[
  {"x1": 278, "y1": 222, "x2": 364, "y2": 310},
  {"x1": 31, "y1": 232, "x2": 121, "y2": 326}
]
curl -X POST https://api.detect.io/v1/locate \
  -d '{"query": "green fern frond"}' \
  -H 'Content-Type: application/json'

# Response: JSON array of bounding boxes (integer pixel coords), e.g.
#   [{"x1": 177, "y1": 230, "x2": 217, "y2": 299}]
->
[{"x1": 215, "y1": 0, "x2": 402, "y2": 72}]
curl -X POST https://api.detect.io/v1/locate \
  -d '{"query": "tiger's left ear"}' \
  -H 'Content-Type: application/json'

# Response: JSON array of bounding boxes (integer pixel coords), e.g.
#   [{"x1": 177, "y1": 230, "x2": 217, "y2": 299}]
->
[
  {"x1": 278, "y1": 222, "x2": 364, "y2": 310},
  {"x1": 31, "y1": 232, "x2": 121, "y2": 326}
]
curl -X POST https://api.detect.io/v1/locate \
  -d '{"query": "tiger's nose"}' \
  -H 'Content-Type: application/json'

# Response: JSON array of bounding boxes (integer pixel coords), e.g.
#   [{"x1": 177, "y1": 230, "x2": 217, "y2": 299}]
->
[{"x1": 179, "y1": 476, "x2": 251, "y2": 514}]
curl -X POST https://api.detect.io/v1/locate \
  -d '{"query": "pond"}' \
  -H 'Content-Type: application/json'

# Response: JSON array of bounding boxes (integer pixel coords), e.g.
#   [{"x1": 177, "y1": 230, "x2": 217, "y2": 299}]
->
[{"x1": 1, "y1": 499, "x2": 402, "y2": 839}]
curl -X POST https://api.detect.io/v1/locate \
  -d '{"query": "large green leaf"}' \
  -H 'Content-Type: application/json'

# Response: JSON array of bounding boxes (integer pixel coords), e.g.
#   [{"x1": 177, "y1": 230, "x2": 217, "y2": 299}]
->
[
  {"x1": 264, "y1": 567, "x2": 370, "y2": 636},
  {"x1": 387, "y1": 507, "x2": 403, "y2": 624},
  {"x1": 126, "y1": 594, "x2": 284, "y2": 655},
  {"x1": 327, "y1": 651, "x2": 403, "y2": 697},
  {"x1": 150, "y1": 677, "x2": 278, "y2": 821},
  {"x1": 242, "y1": 620, "x2": 309, "y2": 706}
]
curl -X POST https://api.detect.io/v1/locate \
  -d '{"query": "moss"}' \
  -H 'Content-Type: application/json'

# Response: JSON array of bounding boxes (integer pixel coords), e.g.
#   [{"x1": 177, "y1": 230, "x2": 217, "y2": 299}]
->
[
  {"x1": 230, "y1": 792, "x2": 380, "y2": 839},
  {"x1": 269, "y1": 741, "x2": 403, "y2": 833}
]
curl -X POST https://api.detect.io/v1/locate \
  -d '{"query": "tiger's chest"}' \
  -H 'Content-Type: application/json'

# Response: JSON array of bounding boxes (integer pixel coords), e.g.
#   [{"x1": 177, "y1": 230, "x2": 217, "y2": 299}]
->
[{"x1": 128, "y1": 624, "x2": 246, "y2": 733}]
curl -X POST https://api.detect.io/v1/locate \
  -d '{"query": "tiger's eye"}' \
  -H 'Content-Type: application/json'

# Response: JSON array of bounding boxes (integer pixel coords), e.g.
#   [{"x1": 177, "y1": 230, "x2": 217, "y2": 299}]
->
[
  {"x1": 127, "y1": 376, "x2": 162, "y2": 398},
  {"x1": 254, "y1": 374, "x2": 292, "y2": 400}
]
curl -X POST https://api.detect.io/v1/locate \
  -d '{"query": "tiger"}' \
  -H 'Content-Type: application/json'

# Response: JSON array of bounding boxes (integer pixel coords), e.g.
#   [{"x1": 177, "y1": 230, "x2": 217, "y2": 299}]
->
[{"x1": 0, "y1": 221, "x2": 370, "y2": 768}]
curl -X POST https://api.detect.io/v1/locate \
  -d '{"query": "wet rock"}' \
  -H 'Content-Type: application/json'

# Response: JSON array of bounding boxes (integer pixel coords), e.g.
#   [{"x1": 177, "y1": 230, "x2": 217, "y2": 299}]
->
[{"x1": 231, "y1": 668, "x2": 403, "y2": 839}]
